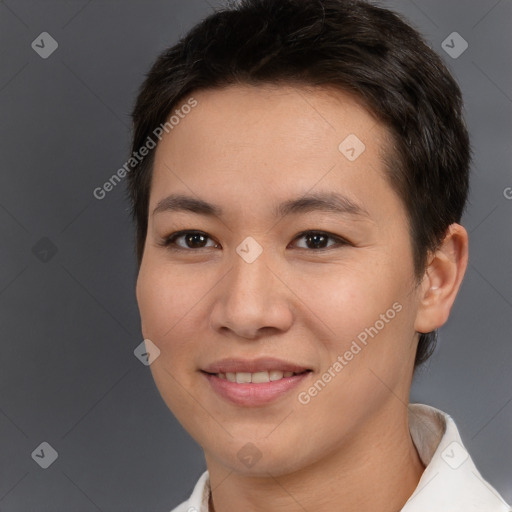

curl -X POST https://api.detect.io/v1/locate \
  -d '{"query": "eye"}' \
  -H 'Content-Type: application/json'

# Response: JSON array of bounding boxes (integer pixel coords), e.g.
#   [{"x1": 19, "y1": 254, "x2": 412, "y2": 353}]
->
[
  {"x1": 161, "y1": 230, "x2": 220, "y2": 250},
  {"x1": 291, "y1": 230, "x2": 350, "y2": 250}
]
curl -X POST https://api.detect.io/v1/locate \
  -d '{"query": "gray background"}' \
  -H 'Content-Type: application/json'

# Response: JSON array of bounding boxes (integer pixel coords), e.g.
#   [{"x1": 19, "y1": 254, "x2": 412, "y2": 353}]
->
[{"x1": 0, "y1": 0, "x2": 510, "y2": 510}]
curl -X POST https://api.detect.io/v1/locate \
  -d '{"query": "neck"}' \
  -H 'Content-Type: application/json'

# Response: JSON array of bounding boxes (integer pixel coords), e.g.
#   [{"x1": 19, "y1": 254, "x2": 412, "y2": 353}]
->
[{"x1": 206, "y1": 403, "x2": 425, "y2": 512}]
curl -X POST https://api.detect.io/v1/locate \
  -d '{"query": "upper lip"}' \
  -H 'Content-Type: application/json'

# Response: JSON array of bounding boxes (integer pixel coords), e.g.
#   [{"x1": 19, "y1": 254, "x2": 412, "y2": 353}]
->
[{"x1": 201, "y1": 357, "x2": 311, "y2": 374}]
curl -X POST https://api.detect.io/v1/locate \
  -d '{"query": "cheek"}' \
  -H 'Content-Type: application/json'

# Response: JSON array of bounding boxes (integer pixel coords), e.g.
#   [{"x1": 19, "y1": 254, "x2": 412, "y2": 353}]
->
[
  {"x1": 136, "y1": 261, "x2": 210, "y2": 414},
  {"x1": 292, "y1": 263, "x2": 399, "y2": 338},
  {"x1": 136, "y1": 260, "x2": 209, "y2": 346},
  {"x1": 293, "y1": 257, "x2": 417, "y2": 380}
]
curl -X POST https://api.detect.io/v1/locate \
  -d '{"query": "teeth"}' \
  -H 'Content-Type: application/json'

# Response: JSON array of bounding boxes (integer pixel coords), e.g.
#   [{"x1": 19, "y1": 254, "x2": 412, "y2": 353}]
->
[
  {"x1": 269, "y1": 370, "x2": 284, "y2": 381},
  {"x1": 252, "y1": 371, "x2": 270, "y2": 383},
  {"x1": 216, "y1": 370, "x2": 303, "y2": 383},
  {"x1": 236, "y1": 372, "x2": 252, "y2": 383}
]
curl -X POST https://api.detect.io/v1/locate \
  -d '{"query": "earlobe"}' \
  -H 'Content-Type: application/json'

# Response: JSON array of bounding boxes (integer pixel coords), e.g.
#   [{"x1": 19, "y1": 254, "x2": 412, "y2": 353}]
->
[{"x1": 414, "y1": 223, "x2": 469, "y2": 334}]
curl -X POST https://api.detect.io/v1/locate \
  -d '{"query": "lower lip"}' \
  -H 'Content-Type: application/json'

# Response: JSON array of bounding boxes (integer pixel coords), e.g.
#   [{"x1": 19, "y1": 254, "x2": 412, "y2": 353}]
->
[{"x1": 202, "y1": 371, "x2": 311, "y2": 406}]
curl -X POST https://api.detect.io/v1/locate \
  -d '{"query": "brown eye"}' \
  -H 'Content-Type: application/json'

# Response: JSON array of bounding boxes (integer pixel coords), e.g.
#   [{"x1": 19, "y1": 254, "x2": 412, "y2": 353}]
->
[
  {"x1": 163, "y1": 231, "x2": 219, "y2": 250},
  {"x1": 292, "y1": 231, "x2": 349, "y2": 250},
  {"x1": 183, "y1": 232, "x2": 209, "y2": 248},
  {"x1": 304, "y1": 233, "x2": 329, "y2": 249}
]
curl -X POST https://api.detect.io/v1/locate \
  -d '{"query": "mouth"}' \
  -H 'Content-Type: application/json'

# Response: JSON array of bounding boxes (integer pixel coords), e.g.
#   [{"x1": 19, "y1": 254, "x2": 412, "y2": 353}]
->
[
  {"x1": 201, "y1": 357, "x2": 312, "y2": 380},
  {"x1": 200, "y1": 358, "x2": 313, "y2": 406},
  {"x1": 202, "y1": 369, "x2": 311, "y2": 383}
]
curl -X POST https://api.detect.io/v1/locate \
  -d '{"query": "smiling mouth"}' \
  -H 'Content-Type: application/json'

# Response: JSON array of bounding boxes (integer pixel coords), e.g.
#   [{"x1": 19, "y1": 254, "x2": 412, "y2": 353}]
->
[{"x1": 203, "y1": 369, "x2": 311, "y2": 383}]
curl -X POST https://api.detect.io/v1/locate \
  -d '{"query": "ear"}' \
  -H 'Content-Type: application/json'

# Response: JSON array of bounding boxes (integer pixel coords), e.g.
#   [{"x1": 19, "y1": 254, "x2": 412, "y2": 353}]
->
[{"x1": 414, "y1": 223, "x2": 469, "y2": 334}]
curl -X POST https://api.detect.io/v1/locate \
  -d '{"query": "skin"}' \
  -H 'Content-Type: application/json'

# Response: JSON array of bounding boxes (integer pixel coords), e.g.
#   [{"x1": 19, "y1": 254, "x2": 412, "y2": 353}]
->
[{"x1": 135, "y1": 84, "x2": 468, "y2": 512}]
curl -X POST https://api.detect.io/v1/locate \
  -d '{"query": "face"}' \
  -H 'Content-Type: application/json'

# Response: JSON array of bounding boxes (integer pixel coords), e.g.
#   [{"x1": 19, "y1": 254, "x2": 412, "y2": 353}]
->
[{"x1": 136, "y1": 84, "x2": 423, "y2": 476}]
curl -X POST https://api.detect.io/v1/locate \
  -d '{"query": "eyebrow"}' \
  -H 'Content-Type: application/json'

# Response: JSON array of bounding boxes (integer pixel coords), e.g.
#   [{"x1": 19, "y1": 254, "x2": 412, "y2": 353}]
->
[
  {"x1": 153, "y1": 194, "x2": 222, "y2": 217},
  {"x1": 277, "y1": 193, "x2": 369, "y2": 218},
  {"x1": 152, "y1": 192, "x2": 370, "y2": 219}
]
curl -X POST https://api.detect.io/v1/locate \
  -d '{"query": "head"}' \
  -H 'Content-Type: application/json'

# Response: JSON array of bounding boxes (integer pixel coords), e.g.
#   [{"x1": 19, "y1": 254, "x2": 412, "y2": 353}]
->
[{"x1": 128, "y1": 0, "x2": 469, "y2": 475}]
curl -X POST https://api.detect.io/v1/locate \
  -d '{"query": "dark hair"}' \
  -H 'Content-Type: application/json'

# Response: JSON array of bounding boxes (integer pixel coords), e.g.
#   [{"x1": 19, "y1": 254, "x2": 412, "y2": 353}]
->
[{"x1": 127, "y1": 0, "x2": 470, "y2": 367}]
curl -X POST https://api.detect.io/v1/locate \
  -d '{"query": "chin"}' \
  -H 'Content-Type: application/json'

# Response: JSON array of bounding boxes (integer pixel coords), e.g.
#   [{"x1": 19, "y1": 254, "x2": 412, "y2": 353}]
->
[{"x1": 204, "y1": 436, "x2": 314, "y2": 478}]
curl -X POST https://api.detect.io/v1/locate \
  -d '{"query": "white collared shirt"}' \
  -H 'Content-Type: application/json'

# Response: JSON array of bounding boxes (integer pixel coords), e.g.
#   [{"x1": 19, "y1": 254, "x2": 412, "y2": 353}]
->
[{"x1": 170, "y1": 403, "x2": 511, "y2": 511}]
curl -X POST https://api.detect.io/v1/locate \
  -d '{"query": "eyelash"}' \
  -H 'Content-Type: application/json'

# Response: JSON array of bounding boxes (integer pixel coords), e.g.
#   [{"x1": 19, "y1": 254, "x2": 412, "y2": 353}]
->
[{"x1": 159, "y1": 230, "x2": 351, "y2": 251}]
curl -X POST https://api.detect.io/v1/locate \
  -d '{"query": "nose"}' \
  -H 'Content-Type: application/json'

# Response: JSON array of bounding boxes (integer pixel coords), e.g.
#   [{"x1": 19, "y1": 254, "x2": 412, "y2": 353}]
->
[{"x1": 209, "y1": 248, "x2": 294, "y2": 340}]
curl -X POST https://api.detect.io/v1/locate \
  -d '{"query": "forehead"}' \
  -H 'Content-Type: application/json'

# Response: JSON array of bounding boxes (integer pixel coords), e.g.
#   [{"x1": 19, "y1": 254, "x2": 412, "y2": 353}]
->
[
  {"x1": 157, "y1": 83, "x2": 385, "y2": 157},
  {"x1": 150, "y1": 84, "x2": 401, "y2": 222}
]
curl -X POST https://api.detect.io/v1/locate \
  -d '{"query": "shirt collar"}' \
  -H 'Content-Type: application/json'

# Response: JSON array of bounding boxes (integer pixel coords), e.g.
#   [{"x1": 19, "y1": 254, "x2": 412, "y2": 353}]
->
[{"x1": 402, "y1": 403, "x2": 510, "y2": 511}]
